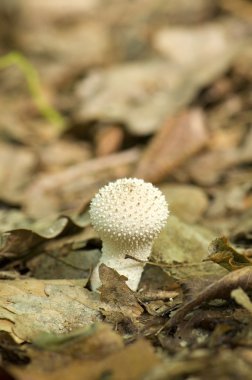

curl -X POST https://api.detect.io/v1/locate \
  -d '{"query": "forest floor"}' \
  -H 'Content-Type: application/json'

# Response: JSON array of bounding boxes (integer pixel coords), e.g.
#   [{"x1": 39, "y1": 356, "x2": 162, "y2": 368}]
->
[{"x1": 0, "y1": 1, "x2": 252, "y2": 379}]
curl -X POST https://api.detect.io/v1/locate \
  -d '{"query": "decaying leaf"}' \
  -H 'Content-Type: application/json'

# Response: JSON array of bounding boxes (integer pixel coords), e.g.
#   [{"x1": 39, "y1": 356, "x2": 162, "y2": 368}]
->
[
  {"x1": 163, "y1": 266, "x2": 252, "y2": 329},
  {"x1": 0, "y1": 216, "x2": 86, "y2": 265},
  {"x1": 99, "y1": 264, "x2": 144, "y2": 318},
  {"x1": 206, "y1": 236, "x2": 252, "y2": 271}
]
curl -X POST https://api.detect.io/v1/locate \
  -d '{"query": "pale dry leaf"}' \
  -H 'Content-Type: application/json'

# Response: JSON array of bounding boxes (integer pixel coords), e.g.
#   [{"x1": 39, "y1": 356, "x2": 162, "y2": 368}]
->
[
  {"x1": 75, "y1": 20, "x2": 247, "y2": 136},
  {"x1": 231, "y1": 287, "x2": 252, "y2": 314},
  {"x1": 152, "y1": 215, "x2": 214, "y2": 265},
  {"x1": 153, "y1": 20, "x2": 244, "y2": 69},
  {"x1": 75, "y1": 60, "x2": 187, "y2": 135},
  {"x1": 0, "y1": 279, "x2": 101, "y2": 342}
]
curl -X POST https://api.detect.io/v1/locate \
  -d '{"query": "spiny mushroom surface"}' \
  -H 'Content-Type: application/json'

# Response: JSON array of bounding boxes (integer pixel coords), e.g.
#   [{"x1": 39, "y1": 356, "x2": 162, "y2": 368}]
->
[{"x1": 89, "y1": 178, "x2": 169, "y2": 291}]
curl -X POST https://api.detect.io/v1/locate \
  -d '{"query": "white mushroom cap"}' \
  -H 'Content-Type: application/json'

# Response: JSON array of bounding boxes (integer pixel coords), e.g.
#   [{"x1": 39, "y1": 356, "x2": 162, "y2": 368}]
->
[
  {"x1": 89, "y1": 178, "x2": 169, "y2": 290},
  {"x1": 90, "y1": 178, "x2": 168, "y2": 245}
]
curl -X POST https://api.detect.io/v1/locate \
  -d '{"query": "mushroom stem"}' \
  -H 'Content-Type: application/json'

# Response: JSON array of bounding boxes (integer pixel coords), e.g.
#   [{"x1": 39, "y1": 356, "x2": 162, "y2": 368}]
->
[{"x1": 90, "y1": 240, "x2": 153, "y2": 291}]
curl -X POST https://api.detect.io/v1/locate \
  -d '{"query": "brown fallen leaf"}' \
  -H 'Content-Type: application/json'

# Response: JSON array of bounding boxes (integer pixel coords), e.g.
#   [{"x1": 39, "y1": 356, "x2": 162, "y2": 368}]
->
[
  {"x1": 133, "y1": 109, "x2": 208, "y2": 183},
  {"x1": 99, "y1": 264, "x2": 144, "y2": 318},
  {"x1": 0, "y1": 216, "x2": 85, "y2": 266},
  {"x1": 94, "y1": 125, "x2": 124, "y2": 157},
  {"x1": 161, "y1": 266, "x2": 252, "y2": 330},
  {"x1": 9, "y1": 338, "x2": 160, "y2": 380},
  {"x1": 206, "y1": 236, "x2": 252, "y2": 271}
]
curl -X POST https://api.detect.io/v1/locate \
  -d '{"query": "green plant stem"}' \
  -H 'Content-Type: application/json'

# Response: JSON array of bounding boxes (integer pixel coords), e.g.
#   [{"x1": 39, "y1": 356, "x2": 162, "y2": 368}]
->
[{"x1": 0, "y1": 51, "x2": 66, "y2": 133}]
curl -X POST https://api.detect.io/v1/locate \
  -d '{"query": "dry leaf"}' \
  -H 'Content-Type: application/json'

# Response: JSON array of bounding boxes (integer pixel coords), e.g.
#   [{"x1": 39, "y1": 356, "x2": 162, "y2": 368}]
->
[
  {"x1": 10, "y1": 339, "x2": 160, "y2": 380},
  {"x1": 0, "y1": 142, "x2": 37, "y2": 204},
  {"x1": 152, "y1": 215, "x2": 214, "y2": 265},
  {"x1": 206, "y1": 236, "x2": 252, "y2": 271},
  {"x1": 0, "y1": 216, "x2": 85, "y2": 265},
  {"x1": 164, "y1": 266, "x2": 252, "y2": 329},
  {"x1": 187, "y1": 149, "x2": 242, "y2": 186},
  {"x1": 134, "y1": 109, "x2": 208, "y2": 183},
  {"x1": 94, "y1": 125, "x2": 124, "y2": 157},
  {"x1": 33, "y1": 323, "x2": 124, "y2": 357},
  {"x1": 153, "y1": 20, "x2": 244, "y2": 69},
  {"x1": 24, "y1": 148, "x2": 139, "y2": 217},
  {"x1": 231, "y1": 287, "x2": 252, "y2": 314},
  {"x1": 160, "y1": 184, "x2": 208, "y2": 224},
  {"x1": 0, "y1": 279, "x2": 101, "y2": 342},
  {"x1": 99, "y1": 264, "x2": 144, "y2": 318}
]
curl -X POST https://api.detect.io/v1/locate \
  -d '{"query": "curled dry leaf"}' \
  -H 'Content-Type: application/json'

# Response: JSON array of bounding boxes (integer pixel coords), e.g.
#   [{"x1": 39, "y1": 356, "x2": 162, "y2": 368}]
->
[
  {"x1": 163, "y1": 266, "x2": 252, "y2": 329},
  {"x1": 134, "y1": 109, "x2": 208, "y2": 183},
  {"x1": 231, "y1": 287, "x2": 252, "y2": 315},
  {"x1": 0, "y1": 216, "x2": 85, "y2": 265},
  {"x1": 206, "y1": 236, "x2": 252, "y2": 271}
]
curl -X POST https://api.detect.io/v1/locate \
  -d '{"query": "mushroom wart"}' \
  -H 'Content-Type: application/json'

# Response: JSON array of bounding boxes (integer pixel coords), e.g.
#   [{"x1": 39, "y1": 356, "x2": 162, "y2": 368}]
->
[{"x1": 89, "y1": 178, "x2": 169, "y2": 291}]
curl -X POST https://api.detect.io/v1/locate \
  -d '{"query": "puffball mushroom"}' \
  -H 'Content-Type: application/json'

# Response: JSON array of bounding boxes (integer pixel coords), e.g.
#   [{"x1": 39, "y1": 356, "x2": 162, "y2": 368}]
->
[{"x1": 89, "y1": 178, "x2": 169, "y2": 291}]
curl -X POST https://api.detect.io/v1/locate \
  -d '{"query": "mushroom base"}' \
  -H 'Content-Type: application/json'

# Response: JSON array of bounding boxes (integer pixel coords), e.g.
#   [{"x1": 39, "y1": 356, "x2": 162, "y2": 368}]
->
[
  {"x1": 90, "y1": 256, "x2": 145, "y2": 291},
  {"x1": 90, "y1": 240, "x2": 153, "y2": 291}
]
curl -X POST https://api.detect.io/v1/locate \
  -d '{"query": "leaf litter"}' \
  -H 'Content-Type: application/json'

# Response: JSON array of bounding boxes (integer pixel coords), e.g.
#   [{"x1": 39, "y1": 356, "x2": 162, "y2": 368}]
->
[{"x1": 0, "y1": 0, "x2": 252, "y2": 379}]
